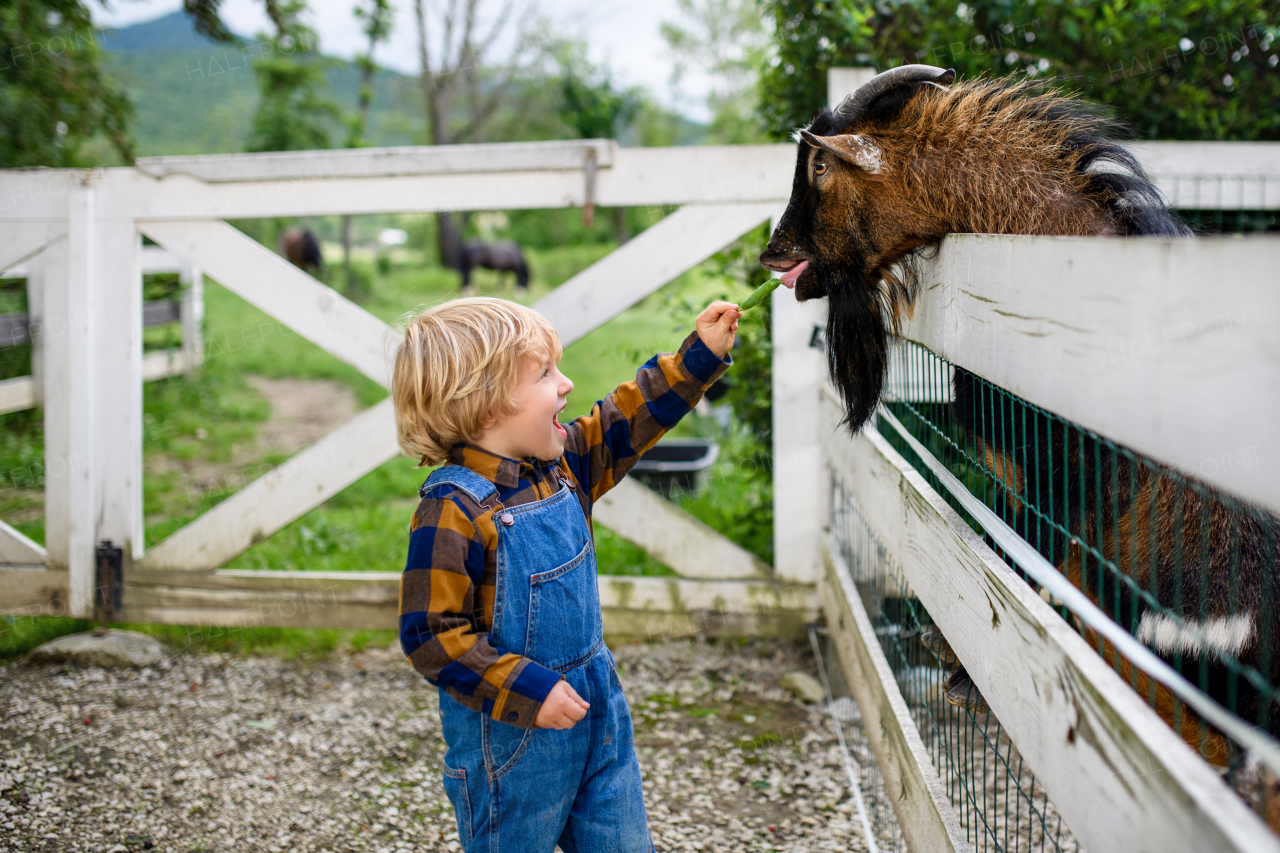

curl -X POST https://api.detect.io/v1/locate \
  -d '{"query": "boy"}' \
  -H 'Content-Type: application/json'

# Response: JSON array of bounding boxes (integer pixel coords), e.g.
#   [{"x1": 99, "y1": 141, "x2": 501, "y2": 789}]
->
[{"x1": 393, "y1": 296, "x2": 739, "y2": 852}]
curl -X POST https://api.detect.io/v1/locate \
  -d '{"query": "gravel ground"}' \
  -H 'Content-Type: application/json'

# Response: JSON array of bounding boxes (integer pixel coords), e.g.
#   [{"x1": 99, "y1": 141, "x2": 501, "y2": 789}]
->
[{"x1": 0, "y1": 637, "x2": 895, "y2": 853}]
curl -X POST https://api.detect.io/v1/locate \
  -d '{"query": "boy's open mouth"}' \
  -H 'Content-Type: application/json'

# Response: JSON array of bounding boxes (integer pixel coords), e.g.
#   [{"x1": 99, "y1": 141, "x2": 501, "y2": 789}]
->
[{"x1": 553, "y1": 409, "x2": 566, "y2": 438}]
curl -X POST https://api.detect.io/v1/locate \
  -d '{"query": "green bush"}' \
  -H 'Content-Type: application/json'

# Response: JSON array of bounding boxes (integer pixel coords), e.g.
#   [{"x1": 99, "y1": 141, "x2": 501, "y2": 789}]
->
[{"x1": 759, "y1": 0, "x2": 1278, "y2": 142}]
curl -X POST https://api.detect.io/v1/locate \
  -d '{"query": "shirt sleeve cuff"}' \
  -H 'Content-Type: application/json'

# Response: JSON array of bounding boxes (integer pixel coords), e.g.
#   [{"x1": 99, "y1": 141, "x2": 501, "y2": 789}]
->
[
  {"x1": 493, "y1": 659, "x2": 562, "y2": 728},
  {"x1": 679, "y1": 332, "x2": 732, "y2": 384}
]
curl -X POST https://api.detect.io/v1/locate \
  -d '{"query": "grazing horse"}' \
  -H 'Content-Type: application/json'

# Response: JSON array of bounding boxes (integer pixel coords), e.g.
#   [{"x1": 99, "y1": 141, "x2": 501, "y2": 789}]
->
[
  {"x1": 281, "y1": 227, "x2": 324, "y2": 276},
  {"x1": 459, "y1": 241, "x2": 530, "y2": 291}
]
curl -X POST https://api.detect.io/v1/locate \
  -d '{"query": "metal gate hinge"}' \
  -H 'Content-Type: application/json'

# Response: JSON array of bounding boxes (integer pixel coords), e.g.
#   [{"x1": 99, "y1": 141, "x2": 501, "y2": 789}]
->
[{"x1": 95, "y1": 540, "x2": 124, "y2": 627}]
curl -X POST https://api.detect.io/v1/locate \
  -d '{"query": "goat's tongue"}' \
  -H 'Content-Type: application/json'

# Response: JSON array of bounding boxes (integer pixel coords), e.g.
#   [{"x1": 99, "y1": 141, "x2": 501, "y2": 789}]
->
[{"x1": 779, "y1": 260, "x2": 809, "y2": 288}]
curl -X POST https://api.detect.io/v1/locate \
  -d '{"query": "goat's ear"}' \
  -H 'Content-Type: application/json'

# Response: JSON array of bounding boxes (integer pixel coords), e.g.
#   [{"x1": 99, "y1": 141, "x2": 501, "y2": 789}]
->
[{"x1": 799, "y1": 129, "x2": 883, "y2": 174}]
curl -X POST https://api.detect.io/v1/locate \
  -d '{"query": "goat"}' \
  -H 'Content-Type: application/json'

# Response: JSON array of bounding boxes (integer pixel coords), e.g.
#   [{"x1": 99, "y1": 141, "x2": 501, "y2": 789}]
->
[
  {"x1": 761, "y1": 65, "x2": 1280, "y2": 792},
  {"x1": 459, "y1": 240, "x2": 530, "y2": 291},
  {"x1": 281, "y1": 227, "x2": 324, "y2": 276}
]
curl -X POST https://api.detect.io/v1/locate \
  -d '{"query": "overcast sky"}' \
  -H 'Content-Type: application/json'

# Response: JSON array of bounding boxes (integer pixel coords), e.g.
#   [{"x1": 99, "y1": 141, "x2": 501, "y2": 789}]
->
[{"x1": 90, "y1": 0, "x2": 715, "y2": 120}]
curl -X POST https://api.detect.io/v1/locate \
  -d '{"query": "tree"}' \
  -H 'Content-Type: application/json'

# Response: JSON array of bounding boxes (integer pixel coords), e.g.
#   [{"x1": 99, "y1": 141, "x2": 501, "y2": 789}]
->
[
  {"x1": 346, "y1": 0, "x2": 394, "y2": 150},
  {"x1": 341, "y1": 0, "x2": 394, "y2": 298},
  {"x1": 0, "y1": 0, "x2": 133, "y2": 167},
  {"x1": 413, "y1": 0, "x2": 537, "y2": 270},
  {"x1": 660, "y1": 0, "x2": 771, "y2": 144},
  {"x1": 245, "y1": 0, "x2": 340, "y2": 153},
  {"x1": 758, "y1": 0, "x2": 1279, "y2": 142},
  {"x1": 556, "y1": 46, "x2": 642, "y2": 243}
]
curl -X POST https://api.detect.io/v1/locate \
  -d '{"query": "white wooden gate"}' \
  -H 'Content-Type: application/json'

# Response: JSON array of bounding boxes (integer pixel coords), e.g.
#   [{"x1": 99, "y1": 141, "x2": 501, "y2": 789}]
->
[{"x1": 0, "y1": 138, "x2": 825, "y2": 637}]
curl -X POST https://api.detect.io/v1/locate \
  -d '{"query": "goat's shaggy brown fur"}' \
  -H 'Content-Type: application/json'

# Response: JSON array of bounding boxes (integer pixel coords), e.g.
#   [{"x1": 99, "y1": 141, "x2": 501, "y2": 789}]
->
[{"x1": 891, "y1": 79, "x2": 1137, "y2": 236}]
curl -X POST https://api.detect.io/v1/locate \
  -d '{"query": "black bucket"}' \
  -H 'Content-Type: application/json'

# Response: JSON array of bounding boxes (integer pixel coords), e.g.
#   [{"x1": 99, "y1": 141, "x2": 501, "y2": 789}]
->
[{"x1": 630, "y1": 438, "x2": 719, "y2": 497}]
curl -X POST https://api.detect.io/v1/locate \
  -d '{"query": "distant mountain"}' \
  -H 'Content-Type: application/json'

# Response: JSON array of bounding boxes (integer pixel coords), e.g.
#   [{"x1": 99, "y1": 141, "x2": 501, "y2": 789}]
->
[
  {"x1": 98, "y1": 11, "x2": 423, "y2": 157},
  {"x1": 99, "y1": 10, "x2": 223, "y2": 53},
  {"x1": 97, "y1": 10, "x2": 706, "y2": 158}
]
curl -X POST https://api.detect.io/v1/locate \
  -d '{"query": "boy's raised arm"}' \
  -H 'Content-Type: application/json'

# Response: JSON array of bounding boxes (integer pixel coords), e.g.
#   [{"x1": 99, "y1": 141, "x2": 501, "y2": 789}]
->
[
  {"x1": 398, "y1": 493, "x2": 562, "y2": 729},
  {"x1": 561, "y1": 301, "x2": 738, "y2": 504}
]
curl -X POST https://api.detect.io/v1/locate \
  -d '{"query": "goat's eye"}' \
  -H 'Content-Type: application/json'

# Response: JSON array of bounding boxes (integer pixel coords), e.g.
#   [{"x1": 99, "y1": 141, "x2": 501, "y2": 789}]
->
[{"x1": 814, "y1": 162, "x2": 827, "y2": 176}]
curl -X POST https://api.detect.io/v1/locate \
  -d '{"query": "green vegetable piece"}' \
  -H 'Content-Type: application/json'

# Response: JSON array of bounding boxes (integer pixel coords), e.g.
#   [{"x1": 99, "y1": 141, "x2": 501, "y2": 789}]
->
[{"x1": 739, "y1": 278, "x2": 781, "y2": 311}]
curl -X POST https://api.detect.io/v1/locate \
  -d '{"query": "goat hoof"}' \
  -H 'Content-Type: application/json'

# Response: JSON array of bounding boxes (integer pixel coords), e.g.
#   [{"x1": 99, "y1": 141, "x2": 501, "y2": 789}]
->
[
  {"x1": 943, "y1": 667, "x2": 989, "y2": 714},
  {"x1": 921, "y1": 628, "x2": 959, "y2": 668}
]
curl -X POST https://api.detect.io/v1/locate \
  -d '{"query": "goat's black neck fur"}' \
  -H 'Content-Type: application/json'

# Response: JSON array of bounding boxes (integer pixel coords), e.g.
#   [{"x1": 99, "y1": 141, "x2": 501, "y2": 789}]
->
[
  {"x1": 1033, "y1": 94, "x2": 1189, "y2": 237},
  {"x1": 823, "y1": 264, "x2": 889, "y2": 432}
]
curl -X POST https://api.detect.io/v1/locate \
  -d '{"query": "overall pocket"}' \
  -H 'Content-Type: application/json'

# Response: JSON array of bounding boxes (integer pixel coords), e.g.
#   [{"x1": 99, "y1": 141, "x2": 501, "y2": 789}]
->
[
  {"x1": 441, "y1": 762, "x2": 473, "y2": 848},
  {"x1": 481, "y1": 715, "x2": 535, "y2": 780},
  {"x1": 524, "y1": 540, "x2": 602, "y2": 671}
]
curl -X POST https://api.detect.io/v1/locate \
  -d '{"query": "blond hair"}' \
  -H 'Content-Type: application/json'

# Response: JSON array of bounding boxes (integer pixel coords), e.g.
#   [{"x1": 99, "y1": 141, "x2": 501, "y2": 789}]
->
[{"x1": 392, "y1": 297, "x2": 562, "y2": 467}]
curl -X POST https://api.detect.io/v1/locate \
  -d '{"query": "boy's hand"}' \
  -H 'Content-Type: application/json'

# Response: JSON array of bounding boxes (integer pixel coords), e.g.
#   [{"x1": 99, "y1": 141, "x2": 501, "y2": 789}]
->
[
  {"x1": 696, "y1": 301, "x2": 741, "y2": 359},
  {"x1": 535, "y1": 679, "x2": 589, "y2": 730}
]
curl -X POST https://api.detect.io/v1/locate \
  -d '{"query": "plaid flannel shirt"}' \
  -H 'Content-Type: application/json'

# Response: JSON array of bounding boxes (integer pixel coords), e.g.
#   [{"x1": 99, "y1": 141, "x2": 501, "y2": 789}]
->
[{"x1": 399, "y1": 331, "x2": 731, "y2": 728}]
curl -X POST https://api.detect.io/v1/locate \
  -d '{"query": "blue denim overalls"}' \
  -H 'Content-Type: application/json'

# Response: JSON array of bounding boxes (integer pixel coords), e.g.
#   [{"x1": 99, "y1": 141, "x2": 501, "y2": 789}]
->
[{"x1": 424, "y1": 464, "x2": 652, "y2": 853}]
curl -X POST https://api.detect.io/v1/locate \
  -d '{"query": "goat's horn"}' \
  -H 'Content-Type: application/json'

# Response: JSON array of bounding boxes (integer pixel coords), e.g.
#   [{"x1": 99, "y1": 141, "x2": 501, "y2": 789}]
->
[{"x1": 833, "y1": 65, "x2": 956, "y2": 125}]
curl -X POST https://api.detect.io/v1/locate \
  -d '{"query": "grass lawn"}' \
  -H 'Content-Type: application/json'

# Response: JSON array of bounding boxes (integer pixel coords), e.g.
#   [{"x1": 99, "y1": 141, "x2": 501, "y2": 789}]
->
[{"x1": 0, "y1": 224, "x2": 769, "y2": 658}]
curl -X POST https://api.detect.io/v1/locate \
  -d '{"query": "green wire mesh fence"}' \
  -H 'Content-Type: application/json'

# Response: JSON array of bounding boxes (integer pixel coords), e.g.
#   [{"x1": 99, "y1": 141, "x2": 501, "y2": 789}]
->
[
  {"x1": 831, "y1": 483, "x2": 1081, "y2": 852},
  {"x1": 826, "y1": 194, "x2": 1280, "y2": 851}
]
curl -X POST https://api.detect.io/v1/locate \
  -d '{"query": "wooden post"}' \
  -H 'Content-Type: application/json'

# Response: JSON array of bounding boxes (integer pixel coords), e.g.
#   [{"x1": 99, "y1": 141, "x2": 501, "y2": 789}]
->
[
  {"x1": 768, "y1": 70, "x2": 878, "y2": 585},
  {"x1": 770, "y1": 283, "x2": 828, "y2": 585},
  {"x1": 24, "y1": 253, "x2": 44, "y2": 407},
  {"x1": 180, "y1": 261, "x2": 203, "y2": 377},
  {"x1": 43, "y1": 183, "x2": 97, "y2": 618},
  {"x1": 95, "y1": 220, "x2": 144, "y2": 565}
]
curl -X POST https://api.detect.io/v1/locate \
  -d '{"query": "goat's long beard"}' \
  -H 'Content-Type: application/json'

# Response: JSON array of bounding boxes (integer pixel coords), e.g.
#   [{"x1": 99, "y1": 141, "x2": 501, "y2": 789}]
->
[{"x1": 825, "y1": 267, "x2": 891, "y2": 433}]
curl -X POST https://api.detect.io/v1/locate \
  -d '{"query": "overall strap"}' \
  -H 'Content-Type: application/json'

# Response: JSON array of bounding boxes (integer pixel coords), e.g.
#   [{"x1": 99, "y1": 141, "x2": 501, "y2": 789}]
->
[{"x1": 419, "y1": 464, "x2": 499, "y2": 505}]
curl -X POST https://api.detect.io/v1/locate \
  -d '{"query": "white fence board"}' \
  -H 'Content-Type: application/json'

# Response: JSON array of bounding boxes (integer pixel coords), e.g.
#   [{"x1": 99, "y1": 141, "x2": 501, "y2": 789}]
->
[
  {"x1": 119, "y1": 568, "x2": 814, "y2": 633},
  {"x1": 0, "y1": 567, "x2": 67, "y2": 615},
  {"x1": 823, "y1": 395, "x2": 1279, "y2": 853},
  {"x1": 535, "y1": 202, "x2": 776, "y2": 347},
  {"x1": 41, "y1": 191, "x2": 97, "y2": 617},
  {"x1": 597, "y1": 574, "x2": 814, "y2": 612},
  {"x1": 0, "y1": 350, "x2": 193, "y2": 414},
  {"x1": 3, "y1": 142, "x2": 1273, "y2": 222},
  {"x1": 1130, "y1": 140, "x2": 1280, "y2": 176},
  {"x1": 135, "y1": 139, "x2": 617, "y2": 182},
  {"x1": 137, "y1": 399, "x2": 401, "y2": 572},
  {"x1": 139, "y1": 246, "x2": 185, "y2": 273},
  {"x1": 94, "y1": 221, "x2": 145, "y2": 562},
  {"x1": 24, "y1": 252, "x2": 44, "y2": 407},
  {"x1": 593, "y1": 145, "x2": 794, "y2": 208},
  {"x1": 902, "y1": 233, "x2": 1280, "y2": 515},
  {"x1": 0, "y1": 222, "x2": 65, "y2": 272},
  {"x1": 592, "y1": 478, "x2": 770, "y2": 580},
  {"x1": 140, "y1": 220, "x2": 393, "y2": 386},
  {"x1": 821, "y1": 538, "x2": 969, "y2": 853},
  {"x1": 1130, "y1": 141, "x2": 1280, "y2": 209},
  {"x1": 0, "y1": 519, "x2": 45, "y2": 566},
  {"x1": 141, "y1": 349, "x2": 190, "y2": 381},
  {"x1": 0, "y1": 376, "x2": 35, "y2": 415},
  {"x1": 771, "y1": 284, "x2": 829, "y2": 585},
  {"x1": 180, "y1": 261, "x2": 204, "y2": 376}
]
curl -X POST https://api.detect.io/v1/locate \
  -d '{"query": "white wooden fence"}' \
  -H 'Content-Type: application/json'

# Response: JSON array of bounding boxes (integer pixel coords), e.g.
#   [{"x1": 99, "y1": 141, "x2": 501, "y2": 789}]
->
[
  {"x1": 810, "y1": 162, "x2": 1280, "y2": 853},
  {"x1": 0, "y1": 135, "x2": 822, "y2": 639},
  {"x1": 0, "y1": 247, "x2": 203, "y2": 415}
]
